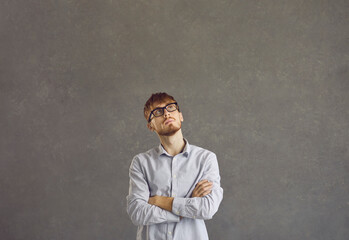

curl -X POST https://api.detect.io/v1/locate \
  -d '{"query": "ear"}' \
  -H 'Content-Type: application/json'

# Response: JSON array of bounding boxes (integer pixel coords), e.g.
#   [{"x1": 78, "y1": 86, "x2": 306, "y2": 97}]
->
[
  {"x1": 179, "y1": 112, "x2": 184, "y2": 122},
  {"x1": 147, "y1": 122, "x2": 154, "y2": 131}
]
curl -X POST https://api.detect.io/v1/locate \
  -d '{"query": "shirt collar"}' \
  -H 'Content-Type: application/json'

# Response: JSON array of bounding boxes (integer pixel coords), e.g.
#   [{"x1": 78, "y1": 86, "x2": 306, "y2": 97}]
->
[{"x1": 158, "y1": 138, "x2": 190, "y2": 157}]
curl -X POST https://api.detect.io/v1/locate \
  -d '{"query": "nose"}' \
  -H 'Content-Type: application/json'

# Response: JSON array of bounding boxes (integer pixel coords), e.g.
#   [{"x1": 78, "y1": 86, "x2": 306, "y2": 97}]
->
[{"x1": 163, "y1": 108, "x2": 171, "y2": 118}]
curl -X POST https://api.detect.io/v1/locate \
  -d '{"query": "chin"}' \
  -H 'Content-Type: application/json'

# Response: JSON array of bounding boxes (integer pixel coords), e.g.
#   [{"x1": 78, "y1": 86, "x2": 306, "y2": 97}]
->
[{"x1": 158, "y1": 125, "x2": 181, "y2": 137}]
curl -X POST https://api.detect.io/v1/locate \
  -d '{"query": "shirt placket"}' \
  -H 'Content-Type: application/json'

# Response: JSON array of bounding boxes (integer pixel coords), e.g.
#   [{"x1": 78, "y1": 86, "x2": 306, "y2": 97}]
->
[{"x1": 167, "y1": 155, "x2": 178, "y2": 239}]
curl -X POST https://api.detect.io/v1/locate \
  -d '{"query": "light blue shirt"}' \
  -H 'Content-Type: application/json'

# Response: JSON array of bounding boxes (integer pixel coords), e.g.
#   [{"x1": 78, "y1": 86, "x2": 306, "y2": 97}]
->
[{"x1": 126, "y1": 139, "x2": 223, "y2": 240}]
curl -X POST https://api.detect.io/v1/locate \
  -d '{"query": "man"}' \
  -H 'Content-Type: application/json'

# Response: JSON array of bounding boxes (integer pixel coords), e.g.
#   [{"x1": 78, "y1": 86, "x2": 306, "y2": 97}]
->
[{"x1": 126, "y1": 92, "x2": 223, "y2": 240}]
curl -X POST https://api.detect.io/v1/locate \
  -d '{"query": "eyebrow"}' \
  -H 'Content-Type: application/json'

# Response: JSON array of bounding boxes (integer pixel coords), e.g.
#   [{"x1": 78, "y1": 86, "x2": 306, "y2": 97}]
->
[{"x1": 151, "y1": 102, "x2": 172, "y2": 110}]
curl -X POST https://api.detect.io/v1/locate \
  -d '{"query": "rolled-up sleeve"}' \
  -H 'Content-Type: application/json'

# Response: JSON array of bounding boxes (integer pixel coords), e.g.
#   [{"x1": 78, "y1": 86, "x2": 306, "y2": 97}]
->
[
  {"x1": 126, "y1": 156, "x2": 180, "y2": 226},
  {"x1": 171, "y1": 153, "x2": 223, "y2": 220}
]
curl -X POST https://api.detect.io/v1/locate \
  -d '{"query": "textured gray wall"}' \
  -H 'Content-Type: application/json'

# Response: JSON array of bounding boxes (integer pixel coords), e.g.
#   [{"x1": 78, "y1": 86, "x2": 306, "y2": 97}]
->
[{"x1": 1, "y1": 0, "x2": 348, "y2": 239}]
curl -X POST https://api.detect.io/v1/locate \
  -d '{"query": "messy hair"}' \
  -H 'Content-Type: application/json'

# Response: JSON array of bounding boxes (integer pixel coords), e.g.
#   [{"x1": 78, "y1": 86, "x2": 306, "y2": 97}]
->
[{"x1": 144, "y1": 92, "x2": 179, "y2": 120}]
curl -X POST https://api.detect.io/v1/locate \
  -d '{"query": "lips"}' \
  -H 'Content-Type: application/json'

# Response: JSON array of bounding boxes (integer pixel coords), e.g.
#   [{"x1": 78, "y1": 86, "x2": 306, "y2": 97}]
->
[{"x1": 164, "y1": 118, "x2": 175, "y2": 125}]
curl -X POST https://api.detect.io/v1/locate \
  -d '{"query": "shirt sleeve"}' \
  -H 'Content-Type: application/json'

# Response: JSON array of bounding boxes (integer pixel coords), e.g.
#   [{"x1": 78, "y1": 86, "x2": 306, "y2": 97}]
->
[
  {"x1": 126, "y1": 155, "x2": 181, "y2": 226},
  {"x1": 171, "y1": 152, "x2": 223, "y2": 220}
]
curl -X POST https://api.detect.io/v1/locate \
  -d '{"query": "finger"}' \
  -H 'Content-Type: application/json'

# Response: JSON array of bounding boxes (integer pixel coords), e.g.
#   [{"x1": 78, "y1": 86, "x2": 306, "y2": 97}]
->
[
  {"x1": 196, "y1": 185, "x2": 212, "y2": 196},
  {"x1": 191, "y1": 190, "x2": 201, "y2": 198},
  {"x1": 197, "y1": 185, "x2": 213, "y2": 196},
  {"x1": 201, "y1": 181, "x2": 213, "y2": 187},
  {"x1": 196, "y1": 182, "x2": 213, "y2": 189},
  {"x1": 192, "y1": 183, "x2": 210, "y2": 197},
  {"x1": 196, "y1": 182, "x2": 213, "y2": 191},
  {"x1": 196, "y1": 179, "x2": 208, "y2": 187},
  {"x1": 199, "y1": 179, "x2": 209, "y2": 183},
  {"x1": 200, "y1": 190, "x2": 212, "y2": 197},
  {"x1": 200, "y1": 190, "x2": 211, "y2": 197}
]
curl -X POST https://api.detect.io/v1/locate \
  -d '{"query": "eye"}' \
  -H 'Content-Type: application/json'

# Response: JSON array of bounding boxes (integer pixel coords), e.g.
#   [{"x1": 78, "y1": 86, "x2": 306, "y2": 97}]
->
[
  {"x1": 167, "y1": 104, "x2": 176, "y2": 111},
  {"x1": 153, "y1": 109, "x2": 163, "y2": 116}
]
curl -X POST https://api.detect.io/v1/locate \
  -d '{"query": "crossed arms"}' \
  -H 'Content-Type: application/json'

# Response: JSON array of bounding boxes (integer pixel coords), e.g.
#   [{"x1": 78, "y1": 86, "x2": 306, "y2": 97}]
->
[
  {"x1": 148, "y1": 179, "x2": 213, "y2": 212},
  {"x1": 126, "y1": 153, "x2": 223, "y2": 226}
]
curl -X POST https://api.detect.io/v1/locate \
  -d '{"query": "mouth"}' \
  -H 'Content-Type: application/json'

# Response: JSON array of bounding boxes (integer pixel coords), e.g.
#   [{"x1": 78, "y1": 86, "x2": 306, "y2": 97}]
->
[{"x1": 164, "y1": 118, "x2": 175, "y2": 125}]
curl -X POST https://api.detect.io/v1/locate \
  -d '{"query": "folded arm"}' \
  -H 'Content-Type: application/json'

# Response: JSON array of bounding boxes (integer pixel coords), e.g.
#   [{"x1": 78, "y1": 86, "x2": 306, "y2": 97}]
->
[
  {"x1": 149, "y1": 153, "x2": 223, "y2": 220},
  {"x1": 126, "y1": 156, "x2": 180, "y2": 226}
]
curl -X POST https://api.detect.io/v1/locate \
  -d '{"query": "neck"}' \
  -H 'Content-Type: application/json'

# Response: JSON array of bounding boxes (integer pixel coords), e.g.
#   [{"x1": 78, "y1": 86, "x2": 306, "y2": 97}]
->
[{"x1": 159, "y1": 130, "x2": 185, "y2": 156}]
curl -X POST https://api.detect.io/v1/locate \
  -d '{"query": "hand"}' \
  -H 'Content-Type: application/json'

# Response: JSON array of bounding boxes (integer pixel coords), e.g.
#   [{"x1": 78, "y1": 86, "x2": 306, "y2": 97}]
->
[{"x1": 191, "y1": 179, "x2": 213, "y2": 197}]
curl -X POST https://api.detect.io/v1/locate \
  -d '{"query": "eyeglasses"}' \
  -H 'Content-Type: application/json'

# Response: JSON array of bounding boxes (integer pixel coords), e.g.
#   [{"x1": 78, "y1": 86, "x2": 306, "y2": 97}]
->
[{"x1": 148, "y1": 102, "x2": 179, "y2": 122}]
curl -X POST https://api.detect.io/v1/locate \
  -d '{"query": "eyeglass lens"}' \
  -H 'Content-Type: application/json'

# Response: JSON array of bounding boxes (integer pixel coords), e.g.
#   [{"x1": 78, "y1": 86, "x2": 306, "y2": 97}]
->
[{"x1": 153, "y1": 103, "x2": 177, "y2": 117}]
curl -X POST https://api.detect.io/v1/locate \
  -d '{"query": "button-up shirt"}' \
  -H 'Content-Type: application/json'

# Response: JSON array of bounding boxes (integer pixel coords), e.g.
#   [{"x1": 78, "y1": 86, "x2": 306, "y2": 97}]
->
[{"x1": 126, "y1": 139, "x2": 223, "y2": 240}]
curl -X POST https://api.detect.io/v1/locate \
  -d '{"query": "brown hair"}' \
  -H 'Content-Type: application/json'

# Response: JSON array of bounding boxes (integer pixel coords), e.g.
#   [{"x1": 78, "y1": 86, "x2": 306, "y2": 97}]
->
[{"x1": 144, "y1": 92, "x2": 178, "y2": 120}]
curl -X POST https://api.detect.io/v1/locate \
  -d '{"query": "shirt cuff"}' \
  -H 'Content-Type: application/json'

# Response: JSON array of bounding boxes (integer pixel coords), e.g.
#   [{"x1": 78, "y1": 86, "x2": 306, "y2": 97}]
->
[
  {"x1": 171, "y1": 197, "x2": 188, "y2": 216},
  {"x1": 166, "y1": 210, "x2": 181, "y2": 222}
]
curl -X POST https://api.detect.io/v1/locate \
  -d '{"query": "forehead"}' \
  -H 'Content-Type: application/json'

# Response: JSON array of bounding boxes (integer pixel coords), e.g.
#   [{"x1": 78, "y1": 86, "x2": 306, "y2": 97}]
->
[{"x1": 151, "y1": 100, "x2": 173, "y2": 110}]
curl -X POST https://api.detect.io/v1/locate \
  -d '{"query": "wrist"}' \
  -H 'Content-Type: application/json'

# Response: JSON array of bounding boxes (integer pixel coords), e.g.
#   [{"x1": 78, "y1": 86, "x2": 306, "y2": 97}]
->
[
  {"x1": 162, "y1": 196, "x2": 174, "y2": 212},
  {"x1": 157, "y1": 196, "x2": 174, "y2": 212},
  {"x1": 149, "y1": 195, "x2": 174, "y2": 212}
]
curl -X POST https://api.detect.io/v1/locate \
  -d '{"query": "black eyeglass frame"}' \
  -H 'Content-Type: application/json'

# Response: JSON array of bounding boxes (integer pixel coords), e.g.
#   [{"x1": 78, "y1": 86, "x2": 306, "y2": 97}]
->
[{"x1": 148, "y1": 102, "x2": 179, "y2": 122}]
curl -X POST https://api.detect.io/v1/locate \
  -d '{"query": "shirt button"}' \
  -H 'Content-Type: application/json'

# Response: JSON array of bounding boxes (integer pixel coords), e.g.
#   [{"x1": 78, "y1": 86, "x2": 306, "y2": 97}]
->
[
  {"x1": 173, "y1": 175, "x2": 176, "y2": 178},
  {"x1": 176, "y1": 211, "x2": 180, "y2": 214},
  {"x1": 168, "y1": 231, "x2": 172, "y2": 235}
]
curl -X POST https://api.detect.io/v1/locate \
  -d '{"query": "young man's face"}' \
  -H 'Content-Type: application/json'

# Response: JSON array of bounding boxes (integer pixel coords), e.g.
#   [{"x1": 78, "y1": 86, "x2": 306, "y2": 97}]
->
[{"x1": 147, "y1": 100, "x2": 184, "y2": 136}]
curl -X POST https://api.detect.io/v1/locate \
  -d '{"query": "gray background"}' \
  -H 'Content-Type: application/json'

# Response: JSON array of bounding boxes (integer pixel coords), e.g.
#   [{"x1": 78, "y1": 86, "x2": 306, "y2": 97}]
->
[{"x1": 1, "y1": 0, "x2": 348, "y2": 239}]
